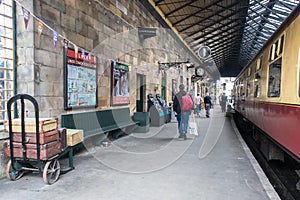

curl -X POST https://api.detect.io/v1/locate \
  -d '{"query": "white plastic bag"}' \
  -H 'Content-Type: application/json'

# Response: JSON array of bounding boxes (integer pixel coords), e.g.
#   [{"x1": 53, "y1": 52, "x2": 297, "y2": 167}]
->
[{"x1": 189, "y1": 114, "x2": 198, "y2": 136}]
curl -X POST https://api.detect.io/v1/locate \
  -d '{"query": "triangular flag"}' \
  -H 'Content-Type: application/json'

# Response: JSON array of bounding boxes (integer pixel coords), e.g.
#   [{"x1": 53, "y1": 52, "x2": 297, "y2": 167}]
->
[
  {"x1": 53, "y1": 31, "x2": 58, "y2": 48},
  {"x1": 74, "y1": 44, "x2": 78, "y2": 59},
  {"x1": 22, "y1": 7, "x2": 30, "y2": 29},
  {"x1": 63, "y1": 39, "x2": 69, "y2": 49},
  {"x1": 37, "y1": 20, "x2": 44, "y2": 36}
]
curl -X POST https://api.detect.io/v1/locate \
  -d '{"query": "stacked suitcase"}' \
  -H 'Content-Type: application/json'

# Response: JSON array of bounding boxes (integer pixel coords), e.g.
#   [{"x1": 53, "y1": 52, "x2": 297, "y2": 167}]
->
[{"x1": 3, "y1": 118, "x2": 62, "y2": 160}]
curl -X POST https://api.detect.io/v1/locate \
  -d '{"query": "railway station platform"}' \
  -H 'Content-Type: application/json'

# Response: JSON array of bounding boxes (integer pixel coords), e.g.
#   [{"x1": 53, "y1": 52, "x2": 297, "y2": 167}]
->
[{"x1": 0, "y1": 107, "x2": 280, "y2": 200}]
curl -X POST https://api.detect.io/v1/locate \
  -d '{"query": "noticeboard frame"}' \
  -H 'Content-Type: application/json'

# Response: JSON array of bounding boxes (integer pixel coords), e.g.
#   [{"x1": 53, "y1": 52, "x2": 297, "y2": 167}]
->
[{"x1": 63, "y1": 47, "x2": 98, "y2": 110}]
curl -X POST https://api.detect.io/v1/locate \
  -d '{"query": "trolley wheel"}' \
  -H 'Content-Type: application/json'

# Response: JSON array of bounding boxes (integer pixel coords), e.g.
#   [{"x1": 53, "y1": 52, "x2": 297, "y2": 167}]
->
[
  {"x1": 6, "y1": 160, "x2": 24, "y2": 181},
  {"x1": 43, "y1": 159, "x2": 61, "y2": 185}
]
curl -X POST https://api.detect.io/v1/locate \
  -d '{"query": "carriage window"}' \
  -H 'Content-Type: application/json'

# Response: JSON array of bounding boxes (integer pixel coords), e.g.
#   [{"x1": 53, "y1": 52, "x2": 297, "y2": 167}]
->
[
  {"x1": 239, "y1": 79, "x2": 245, "y2": 99},
  {"x1": 246, "y1": 79, "x2": 251, "y2": 97},
  {"x1": 256, "y1": 57, "x2": 262, "y2": 71},
  {"x1": 254, "y1": 71, "x2": 261, "y2": 98},
  {"x1": 278, "y1": 35, "x2": 284, "y2": 55},
  {"x1": 268, "y1": 58, "x2": 282, "y2": 97},
  {"x1": 269, "y1": 35, "x2": 284, "y2": 62}
]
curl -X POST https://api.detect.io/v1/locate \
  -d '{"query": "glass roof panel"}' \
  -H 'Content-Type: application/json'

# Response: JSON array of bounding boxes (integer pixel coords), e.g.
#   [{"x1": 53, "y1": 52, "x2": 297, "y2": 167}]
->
[{"x1": 239, "y1": 0, "x2": 300, "y2": 67}]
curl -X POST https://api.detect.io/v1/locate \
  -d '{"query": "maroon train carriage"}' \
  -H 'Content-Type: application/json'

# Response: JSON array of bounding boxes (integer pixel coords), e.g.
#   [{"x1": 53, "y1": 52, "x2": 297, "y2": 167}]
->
[{"x1": 234, "y1": 5, "x2": 300, "y2": 162}]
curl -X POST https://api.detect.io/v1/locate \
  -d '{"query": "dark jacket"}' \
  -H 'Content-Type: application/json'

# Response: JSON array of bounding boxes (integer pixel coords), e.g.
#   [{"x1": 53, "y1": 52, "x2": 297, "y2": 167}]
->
[
  {"x1": 204, "y1": 96, "x2": 212, "y2": 105},
  {"x1": 173, "y1": 90, "x2": 186, "y2": 114}
]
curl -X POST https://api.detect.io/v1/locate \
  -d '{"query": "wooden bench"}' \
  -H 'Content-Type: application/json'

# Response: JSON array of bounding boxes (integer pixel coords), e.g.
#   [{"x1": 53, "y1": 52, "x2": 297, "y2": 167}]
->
[{"x1": 60, "y1": 107, "x2": 138, "y2": 145}]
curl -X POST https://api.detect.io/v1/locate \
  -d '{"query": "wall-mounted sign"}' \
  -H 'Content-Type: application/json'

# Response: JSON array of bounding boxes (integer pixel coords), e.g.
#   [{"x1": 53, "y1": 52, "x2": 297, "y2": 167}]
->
[
  {"x1": 138, "y1": 27, "x2": 157, "y2": 40},
  {"x1": 111, "y1": 60, "x2": 130, "y2": 105},
  {"x1": 64, "y1": 48, "x2": 98, "y2": 110}
]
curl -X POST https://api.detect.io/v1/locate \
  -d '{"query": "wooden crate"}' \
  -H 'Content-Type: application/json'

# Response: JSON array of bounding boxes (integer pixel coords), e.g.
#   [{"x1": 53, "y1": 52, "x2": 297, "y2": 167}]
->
[
  {"x1": 4, "y1": 118, "x2": 58, "y2": 133},
  {"x1": 66, "y1": 129, "x2": 84, "y2": 146}
]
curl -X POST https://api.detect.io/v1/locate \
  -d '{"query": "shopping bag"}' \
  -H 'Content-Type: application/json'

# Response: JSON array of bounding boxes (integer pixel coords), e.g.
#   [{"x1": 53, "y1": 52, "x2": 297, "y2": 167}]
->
[{"x1": 188, "y1": 114, "x2": 198, "y2": 136}]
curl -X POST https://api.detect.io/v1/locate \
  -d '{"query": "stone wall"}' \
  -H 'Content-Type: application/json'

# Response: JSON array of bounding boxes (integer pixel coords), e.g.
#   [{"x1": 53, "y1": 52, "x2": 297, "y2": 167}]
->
[
  {"x1": 0, "y1": 0, "x2": 199, "y2": 178},
  {"x1": 13, "y1": 0, "x2": 197, "y2": 117}
]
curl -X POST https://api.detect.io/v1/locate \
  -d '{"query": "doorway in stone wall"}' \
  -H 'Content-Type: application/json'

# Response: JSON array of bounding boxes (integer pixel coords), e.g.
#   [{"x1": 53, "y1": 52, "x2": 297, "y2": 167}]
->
[{"x1": 136, "y1": 74, "x2": 146, "y2": 112}]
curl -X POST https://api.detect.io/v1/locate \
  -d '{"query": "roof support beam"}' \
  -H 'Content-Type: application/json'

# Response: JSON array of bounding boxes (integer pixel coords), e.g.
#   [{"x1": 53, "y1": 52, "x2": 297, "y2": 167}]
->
[
  {"x1": 178, "y1": 0, "x2": 240, "y2": 32},
  {"x1": 190, "y1": 22, "x2": 243, "y2": 48},
  {"x1": 165, "y1": 0, "x2": 199, "y2": 17},
  {"x1": 173, "y1": 0, "x2": 225, "y2": 26}
]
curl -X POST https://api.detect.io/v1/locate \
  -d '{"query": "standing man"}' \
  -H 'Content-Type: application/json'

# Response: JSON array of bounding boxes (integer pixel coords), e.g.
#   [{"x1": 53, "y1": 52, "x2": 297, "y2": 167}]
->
[
  {"x1": 173, "y1": 84, "x2": 192, "y2": 140},
  {"x1": 204, "y1": 93, "x2": 212, "y2": 118}
]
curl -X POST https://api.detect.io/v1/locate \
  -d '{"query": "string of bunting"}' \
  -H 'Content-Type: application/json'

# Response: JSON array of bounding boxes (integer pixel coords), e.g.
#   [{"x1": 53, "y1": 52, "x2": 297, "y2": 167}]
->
[{"x1": 0, "y1": 0, "x2": 92, "y2": 60}]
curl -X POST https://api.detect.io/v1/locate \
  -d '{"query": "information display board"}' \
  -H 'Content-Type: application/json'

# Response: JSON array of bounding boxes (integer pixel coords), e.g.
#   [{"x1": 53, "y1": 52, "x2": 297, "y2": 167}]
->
[{"x1": 64, "y1": 48, "x2": 98, "y2": 110}]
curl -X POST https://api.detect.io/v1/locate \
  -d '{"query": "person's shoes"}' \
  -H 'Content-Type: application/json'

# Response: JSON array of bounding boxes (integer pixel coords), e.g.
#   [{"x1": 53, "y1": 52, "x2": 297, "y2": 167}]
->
[
  {"x1": 178, "y1": 135, "x2": 183, "y2": 138},
  {"x1": 183, "y1": 135, "x2": 187, "y2": 140},
  {"x1": 206, "y1": 115, "x2": 210, "y2": 118}
]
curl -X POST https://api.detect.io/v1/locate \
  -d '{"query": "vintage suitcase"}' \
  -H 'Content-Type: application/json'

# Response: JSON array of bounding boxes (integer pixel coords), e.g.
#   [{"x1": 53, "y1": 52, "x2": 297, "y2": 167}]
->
[
  {"x1": 4, "y1": 118, "x2": 58, "y2": 133},
  {"x1": 66, "y1": 129, "x2": 84, "y2": 146},
  {"x1": 3, "y1": 140, "x2": 61, "y2": 160},
  {"x1": 11, "y1": 129, "x2": 59, "y2": 144}
]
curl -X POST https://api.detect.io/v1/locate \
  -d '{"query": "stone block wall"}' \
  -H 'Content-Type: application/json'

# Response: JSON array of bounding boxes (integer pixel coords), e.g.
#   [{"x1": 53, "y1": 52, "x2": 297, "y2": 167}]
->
[
  {"x1": 0, "y1": 0, "x2": 200, "y2": 178},
  {"x1": 13, "y1": 0, "x2": 198, "y2": 117}
]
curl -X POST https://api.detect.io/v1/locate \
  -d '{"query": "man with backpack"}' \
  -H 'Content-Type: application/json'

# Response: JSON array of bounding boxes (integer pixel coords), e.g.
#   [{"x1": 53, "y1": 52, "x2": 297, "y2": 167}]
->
[{"x1": 173, "y1": 84, "x2": 194, "y2": 140}]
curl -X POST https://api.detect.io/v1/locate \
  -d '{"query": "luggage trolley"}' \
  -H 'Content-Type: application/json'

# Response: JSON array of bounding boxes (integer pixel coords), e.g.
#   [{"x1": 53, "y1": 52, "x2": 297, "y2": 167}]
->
[{"x1": 5, "y1": 94, "x2": 65, "y2": 185}]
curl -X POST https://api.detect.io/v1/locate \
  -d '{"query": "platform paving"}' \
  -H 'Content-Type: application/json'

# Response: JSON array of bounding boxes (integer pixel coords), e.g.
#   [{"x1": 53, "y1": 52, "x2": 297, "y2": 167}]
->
[{"x1": 0, "y1": 107, "x2": 280, "y2": 200}]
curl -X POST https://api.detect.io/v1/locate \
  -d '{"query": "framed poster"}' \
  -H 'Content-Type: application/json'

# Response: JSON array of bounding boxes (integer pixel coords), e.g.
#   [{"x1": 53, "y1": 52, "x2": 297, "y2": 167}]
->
[
  {"x1": 64, "y1": 47, "x2": 98, "y2": 110},
  {"x1": 111, "y1": 60, "x2": 130, "y2": 105}
]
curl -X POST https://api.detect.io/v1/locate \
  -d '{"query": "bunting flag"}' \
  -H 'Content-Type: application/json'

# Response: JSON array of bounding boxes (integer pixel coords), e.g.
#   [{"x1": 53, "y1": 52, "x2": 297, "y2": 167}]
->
[
  {"x1": 63, "y1": 39, "x2": 69, "y2": 49},
  {"x1": 37, "y1": 19, "x2": 44, "y2": 36},
  {"x1": 3, "y1": 0, "x2": 85, "y2": 57},
  {"x1": 53, "y1": 31, "x2": 58, "y2": 48},
  {"x1": 74, "y1": 44, "x2": 78, "y2": 59},
  {"x1": 22, "y1": 7, "x2": 30, "y2": 29}
]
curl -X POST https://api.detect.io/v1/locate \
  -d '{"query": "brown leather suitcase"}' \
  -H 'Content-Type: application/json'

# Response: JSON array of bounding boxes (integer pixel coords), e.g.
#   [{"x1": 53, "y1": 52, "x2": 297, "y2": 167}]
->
[
  {"x1": 11, "y1": 129, "x2": 59, "y2": 144},
  {"x1": 3, "y1": 140, "x2": 61, "y2": 160}
]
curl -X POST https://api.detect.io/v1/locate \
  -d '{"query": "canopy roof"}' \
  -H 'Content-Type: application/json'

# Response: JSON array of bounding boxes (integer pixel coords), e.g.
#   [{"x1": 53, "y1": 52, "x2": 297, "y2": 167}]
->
[{"x1": 142, "y1": 0, "x2": 300, "y2": 77}]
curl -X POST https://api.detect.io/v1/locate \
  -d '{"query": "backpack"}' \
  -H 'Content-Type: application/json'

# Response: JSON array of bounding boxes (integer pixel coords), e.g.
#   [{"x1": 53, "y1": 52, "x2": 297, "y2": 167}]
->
[{"x1": 181, "y1": 93, "x2": 194, "y2": 111}]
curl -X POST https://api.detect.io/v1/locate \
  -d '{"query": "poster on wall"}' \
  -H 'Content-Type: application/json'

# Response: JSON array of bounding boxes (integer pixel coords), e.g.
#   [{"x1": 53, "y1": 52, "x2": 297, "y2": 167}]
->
[
  {"x1": 111, "y1": 60, "x2": 130, "y2": 105},
  {"x1": 64, "y1": 48, "x2": 98, "y2": 110}
]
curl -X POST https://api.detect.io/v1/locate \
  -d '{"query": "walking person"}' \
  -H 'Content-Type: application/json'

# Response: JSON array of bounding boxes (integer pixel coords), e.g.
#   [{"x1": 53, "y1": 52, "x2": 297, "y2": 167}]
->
[
  {"x1": 204, "y1": 93, "x2": 212, "y2": 118},
  {"x1": 220, "y1": 93, "x2": 227, "y2": 112},
  {"x1": 173, "y1": 84, "x2": 194, "y2": 140},
  {"x1": 210, "y1": 92, "x2": 215, "y2": 108},
  {"x1": 195, "y1": 93, "x2": 203, "y2": 117}
]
